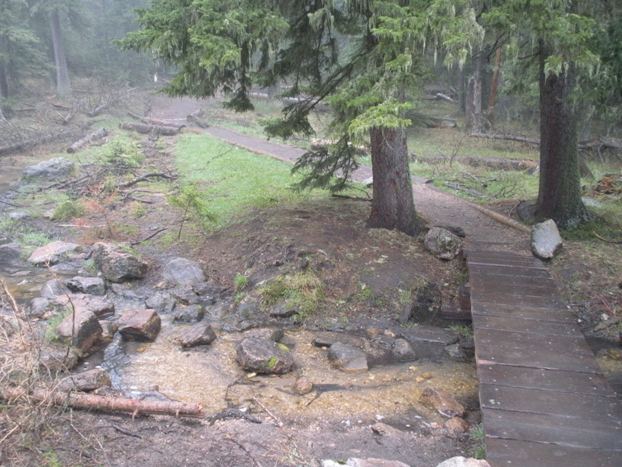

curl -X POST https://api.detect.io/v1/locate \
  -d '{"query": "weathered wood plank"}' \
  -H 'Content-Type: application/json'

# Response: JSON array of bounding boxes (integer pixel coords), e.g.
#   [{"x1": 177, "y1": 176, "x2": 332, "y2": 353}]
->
[
  {"x1": 474, "y1": 328, "x2": 602, "y2": 373},
  {"x1": 472, "y1": 314, "x2": 583, "y2": 338},
  {"x1": 485, "y1": 438, "x2": 622, "y2": 467},
  {"x1": 468, "y1": 263, "x2": 551, "y2": 278},
  {"x1": 477, "y1": 363, "x2": 616, "y2": 397},
  {"x1": 471, "y1": 302, "x2": 576, "y2": 324}
]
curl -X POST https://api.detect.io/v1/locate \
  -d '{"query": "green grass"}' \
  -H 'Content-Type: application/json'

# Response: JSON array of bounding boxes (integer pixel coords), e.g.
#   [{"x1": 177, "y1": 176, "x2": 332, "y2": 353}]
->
[
  {"x1": 174, "y1": 134, "x2": 327, "y2": 230},
  {"x1": 260, "y1": 271, "x2": 325, "y2": 320},
  {"x1": 51, "y1": 199, "x2": 85, "y2": 221},
  {"x1": 234, "y1": 273, "x2": 249, "y2": 292},
  {"x1": 0, "y1": 217, "x2": 51, "y2": 257}
]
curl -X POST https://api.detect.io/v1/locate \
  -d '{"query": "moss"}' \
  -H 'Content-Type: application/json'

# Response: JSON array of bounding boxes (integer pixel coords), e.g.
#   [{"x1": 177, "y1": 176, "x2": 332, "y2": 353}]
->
[{"x1": 266, "y1": 356, "x2": 278, "y2": 370}]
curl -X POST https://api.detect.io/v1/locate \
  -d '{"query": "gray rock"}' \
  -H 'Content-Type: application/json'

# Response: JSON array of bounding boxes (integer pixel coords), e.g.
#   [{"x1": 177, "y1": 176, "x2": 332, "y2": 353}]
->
[
  {"x1": 118, "y1": 309, "x2": 161, "y2": 341},
  {"x1": 424, "y1": 227, "x2": 462, "y2": 260},
  {"x1": 162, "y1": 257, "x2": 205, "y2": 287},
  {"x1": 8, "y1": 211, "x2": 29, "y2": 220},
  {"x1": 40, "y1": 279, "x2": 70, "y2": 299},
  {"x1": 0, "y1": 242, "x2": 21, "y2": 266},
  {"x1": 531, "y1": 219, "x2": 562, "y2": 260},
  {"x1": 399, "y1": 326, "x2": 459, "y2": 359},
  {"x1": 516, "y1": 201, "x2": 537, "y2": 223},
  {"x1": 28, "y1": 241, "x2": 81, "y2": 266},
  {"x1": 293, "y1": 376, "x2": 314, "y2": 395},
  {"x1": 328, "y1": 342, "x2": 368, "y2": 373},
  {"x1": 28, "y1": 297, "x2": 52, "y2": 318},
  {"x1": 57, "y1": 368, "x2": 111, "y2": 392},
  {"x1": 399, "y1": 280, "x2": 442, "y2": 323},
  {"x1": 145, "y1": 291, "x2": 176, "y2": 314},
  {"x1": 436, "y1": 457, "x2": 490, "y2": 467},
  {"x1": 71, "y1": 294, "x2": 115, "y2": 318},
  {"x1": 56, "y1": 309, "x2": 103, "y2": 354},
  {"x1": 39, "y1": 346, "x2": 80, "y2": 372},
  {"x1": 420, "y1": 387, "x2": 465, "y2": 418},
  {"x1": 66, "y1": 276, "x2": 106, "y2": 296},
  {"x1": 173, "y1": 304, "x2": 205, "y2": 323},
  {"x1": 179, "y1": 322, "x2": 217, "y2": 349},
  {"x1": 93, "y1": 242, "x2": 148, "y2": 283},
  {"x1": 391, "y1": 338, "x2": 417, "y2": 362},
  {"x1": 445, "y1": 343, "x2": 468, "y2": 362},
  {"x1": 323, "y1": 459, "x2": 410, "y2": 467},
  {"x1": 236, "y1": 337, "x2": 294, "y2": 374},
  {"x1": 270, "y1": 302, "x2": 298, "y2": 318},
  {"x1": 23, "y1": 157, "x2": 75, "y2": 180},
  {"x1": 243, "y1": 327, "x2": 284, "y2": 342}
]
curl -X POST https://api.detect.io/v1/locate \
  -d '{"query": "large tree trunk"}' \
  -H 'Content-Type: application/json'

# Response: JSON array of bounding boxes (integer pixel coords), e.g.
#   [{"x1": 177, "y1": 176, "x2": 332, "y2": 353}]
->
[
  {"x1": 0, "y1": 63, "x2": 8, "y2": 99},
  {"x1": 368, "y1": 127, "x2": 419, "y2": 236},
  {"x1": 536, "y1": 46, "x2": 588, "y2": 228},
  {"x1": 486, "y1": 47, "x2": 502, "y2": 126},
  {"x1": 466, "y1": 49, "x2": 484, "y2": 133},
  {"x1": 50, "y1": 9, "x2": 71, "y2": 97}
]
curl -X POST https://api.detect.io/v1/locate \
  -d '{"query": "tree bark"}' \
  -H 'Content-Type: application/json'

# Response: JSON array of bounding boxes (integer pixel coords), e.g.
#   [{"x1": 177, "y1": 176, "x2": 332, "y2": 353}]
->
[
  {"x1": 486, "y1": 47, "x2": 502, "y2": 125},
  {"x1": 50, "y1": 9, "x2": 71, "y2": 97},
  {"x1": 367, "y1": 127, "x2": 419, "y2": 236},
  {"x1": 466, "y1": 49, "x2": 484, "y2": 132},
  {"x1": 0, "y1": 63, "x2": 8, "y2": 100},
  {"x1": 536, "y1": 44, "x2": 588, "y2": 228}
]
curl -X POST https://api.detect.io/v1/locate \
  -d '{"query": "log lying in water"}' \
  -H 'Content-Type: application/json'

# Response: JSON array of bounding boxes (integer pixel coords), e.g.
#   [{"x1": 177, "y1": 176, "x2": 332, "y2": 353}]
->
[
  {"x1": 0, "y1": 386, "x2": 203, "y2": 418},
  {"x1": 119, "y1": 122, "x2": 181, "y2": 136},
  {"x1": 67, "y1": 128, "x2": 109, "y2": 153}
]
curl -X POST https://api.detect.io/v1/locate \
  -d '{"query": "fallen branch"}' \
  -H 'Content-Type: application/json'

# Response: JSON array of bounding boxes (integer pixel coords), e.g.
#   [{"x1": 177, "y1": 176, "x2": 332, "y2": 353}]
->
[
  {"x1": 470, "y1": 131, "x2": 539, "y2": 146},
  {"x1": 130, "y1": 228, "x2": 167, "y2": 246},
  {"x1": 120, "y1": 122, "x2": 181, "y2": 136},
  {"x1": 67, "y1": 128, "x2": 109, "y2": 154},
  {"x1": 87, "y1": 102, "x2": 110, "y2": 118},
  {"x1": 593, "y1": 231, "x2": 622, "y2": 244},
  {"x1": 119, "y1": 172, "x2": 175, "y2": 189},
  {"x1": 252, "y1": 397, "x2": 283, "y2": 427},
  {"x1": 0, "y1": 387, "x2": 203, "y2": 418},
  {"x1": 187, "y1": 112, "x2": 209, "y2": 129},
  {"x1": 128, "y1": 111, "x2": 185, "y2": 129},
  {"x1": 331, "y1": 194, "x2": 371, "y2": 202}
]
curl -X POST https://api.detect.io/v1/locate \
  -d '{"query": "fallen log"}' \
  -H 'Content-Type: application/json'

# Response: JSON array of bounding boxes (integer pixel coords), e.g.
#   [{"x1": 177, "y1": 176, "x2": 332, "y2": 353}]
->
[
  {"x1": 0, "y1": 386, "x2": 203, "y2": 418},
  {"x1": 87, "y1": 102, "x2": 110, "y2": 118},
  {"x1": 128, "y1": 111, "x2": 185, "y2": 129},
  {"x1": 470, "y1": 131, "x2": 539, "y2": 146},
  {"x1": 67, "y1": 128, "x2": 109, "y2": 153},
  {"x1": 187, "y1": 112, "x2": 209, "y2": 129},
  {"x1": 118, "y1": 172, "x2": 175, "y2": 189},
  {"x1": 119, "y1": 122, "x2": 181, "y2": 136},
  {"x1": 471, "y1": 132, "x2": 622, "y2": 153},
  {"x1": 413, "y1": 154, "x2": 538, "y2": 172}
]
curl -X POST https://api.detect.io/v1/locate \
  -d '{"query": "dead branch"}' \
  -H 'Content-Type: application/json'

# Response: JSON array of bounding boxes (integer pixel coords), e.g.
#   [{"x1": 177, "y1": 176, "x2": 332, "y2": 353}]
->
[
  {"x1": 593, "y1": 232, "x2": 622, "y2": 244},
  {"x1": 87, "y1": 102, "x2": 110, "y2": 118},
  {"x1": 67, "y1": 128, "x2": 109, "y2": 153},
  {"x1": 470, "y1": 131, "x2": 539, "y2": 146},
  {"x1": 252, "y1": 397, "x2": 283, "y2": 427},
  {"x1": 118, "y1": 172, "x2": 175, "y2": 189},
  {"x1": 130, "y1": 228, "x2": 167, "y2": 246},
  {"x1": 0, "y1": 387, "x2": 203, "y2": 418},
  {"x1": 331, "y1": 194, "x2": 371, "y2": 202},
  {"x1": 187, "y1": 112, "x2": 209, "y2": 129},
  {"x1": 120, "y1": 122, "x2": 181, "y2": 136}
]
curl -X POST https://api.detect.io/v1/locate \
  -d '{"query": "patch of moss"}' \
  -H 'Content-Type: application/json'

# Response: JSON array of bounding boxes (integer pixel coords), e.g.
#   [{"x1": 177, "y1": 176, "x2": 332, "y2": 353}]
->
[{"x1": 260, "y1": 271, "x2": 324, "y2": 320}]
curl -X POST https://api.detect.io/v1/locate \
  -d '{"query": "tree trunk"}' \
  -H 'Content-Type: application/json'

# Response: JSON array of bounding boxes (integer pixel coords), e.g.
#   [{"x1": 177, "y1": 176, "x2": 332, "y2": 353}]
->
[
  {"x1": 367, "y1": 127, "x2": 419, "y2": 236},
  {"x1": 0, "y1": 63, "x2": 8, "y2": 99},
  {"x1": 536, "y1": 45, "x2": 588, "y2": 228},
  {"x1": 466, "y1": 49, "x2": 484, "y2": 132},
  {"x1": 50, "y1": 9, "x2": 71, "y2": 97},
  {"x1": 486, "y1": 47, "x2": 502, "y2": 126}
]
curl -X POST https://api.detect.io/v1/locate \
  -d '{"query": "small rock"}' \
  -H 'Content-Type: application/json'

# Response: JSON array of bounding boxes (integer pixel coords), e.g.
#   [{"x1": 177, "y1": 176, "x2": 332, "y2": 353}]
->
[
  {"x1": 391, "y1": 338, "x2": 417, "y2": 362},
  {"x1": 57, "y1": 368, "x2": 111, "y2": 392},
  {"x1": 179, "y1": 322, "x2": 217, "y2": 349},
  {"x1": 118, "y1": 309, "x2": 161, "y2": 341},
  {"x1": 28, "y1": 241, "x2": 81, "y2": 266},
  {"x1": 0, "y1": 242, "x2": 21, "y2": 266},
  {"x1": 243, "y1": 327, "x2": 284, "y2": 342},
  {"x1": 531, "y1": 219, "x2": 563, "y2": 260},
  {"x1": 293, "y1": 376, "x2": 313, "y2": 395},
  {"x1": 270, "y1": 302, "x2": 298, "y2": 318},
  {"x1": 23, "y1": 157, "x2": 75, "y2": 180},
  {"x1": 56, "y1": 309, "x2": 103, "y2": 354},
  {"x1": 71, "y1": 294, "x2": 115, "y2": 318},
  {"x1": 174, "y1": 304, "x2": 205, "y2": 323},
  {"x1": 421, "y1": 387, "x2": 465, "y2": 418},
  {"x1": 399, "y1": 280, "x2": 442, "y2": 323},
  {"x1": 516, "y1": 200, "x2": 537, "y2": 223},
  {"x1": 328, "y1": 342, "x2": 368, "y2": 373},
  {"x1": 444, "y1": 417, "x2": 470, "y2": 437},
  {"x1": 399, "y1": 325, "x2": 458, "y2": 359},
  {"x1": 371, "y1": 422, "x2": 403, "y2": 437},
  {"x1": 424, "y1": 227, "x2": 462, "y2": 260},
  {"x1": 28, "y1": 297, "x2": 52, "y2": 318},
  {"x1": 8, "y1": 211, "x2": 29, "y2": 220},
  {"x1": 145, "y1": 291, "x2": 176, "y2": 314},
  {"x1": 65, "y1": 276, "x2": 106, "y2": 296},
  {"x1": 236, "y1": 337, "x2": 294, "y2": 374},
  {"x1": 445, "y1": 343, "x2": 469, "y2": 362},
  {"x1": 39, "y1": 346, "x2": 80, "y2": 372},
  {"x1": 323, "y1": 459, "x2": 409, "y2": 467},
  {"x1": 436, "y1": 457, "x2": 490, "y2": 467},
  {"x1": 93, "y1": 242, "x2": 148, "y2": 283},
  {"x1": 162, "y1": 257, "x2": 206, "y2": 287},
  {"x1": 40, "y1": 279, "x2": 70, "y2": 299},
  {"x1": 434, "y1": 224, "x2": 466, "y2": 238}
]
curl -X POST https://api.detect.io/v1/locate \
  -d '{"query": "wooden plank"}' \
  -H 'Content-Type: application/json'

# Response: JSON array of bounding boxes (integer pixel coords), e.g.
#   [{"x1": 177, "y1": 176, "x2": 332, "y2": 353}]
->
[
  {"x1": 471, "y1": 302, "x2": 576, "y2": 323},
  {"x1": 472, "y1": 314, "x2": 583, "y2": 338},
  {"x1": 485, "y1": 438, "x2": 622, "y2": 467},
  {"x1": 468, "y1": 263, "x2": 551, "y2": 278},
  {"x1": 483, "y1": 409, "x2": 622, "y2": 450},
  {"x1": 474, "y1": 328, "x2": 602, "y2": 373},
  {"x1": 479, "y1": 383, "x2": 622, "y2": 422},
  {"x1": 469, "y1": 276, "x2": 558, "y2": 292},
  {"x1": 467, "y1": 251, "x2": 547, "y2": 268},
  {"x1": 472, "y1": 293, "x2": 562, "y2": 308},
  {"x1": 477, "y1": 363, "x2": 616, "y2": 397}
]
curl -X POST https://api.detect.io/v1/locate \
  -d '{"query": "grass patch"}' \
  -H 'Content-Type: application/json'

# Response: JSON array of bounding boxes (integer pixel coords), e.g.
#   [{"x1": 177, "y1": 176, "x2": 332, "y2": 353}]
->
[
  {"x1": 0, "y1": 217, "x2": 51, "y2": 257},
  {"x1": 174, "y1": 134, "x2": 326, "y2": 230},
  {"x1": 234, "y1": 273, "x2": 249, "y2": 292},
  {"x1": 468, "y1": 423, "x2": 486, "y2": 460},
  {"x1": 44, "y1": 307, "x2": 71, "y2": 343},
  {"x1": 449, "y1": 324, "x2": 473, "y2": 338},
  {"x1": 260, "y1": 271, "x2": 324, "y2": 320},
  {"x1": 51, "y1": 199, "x2": 85, "y2": 221}
]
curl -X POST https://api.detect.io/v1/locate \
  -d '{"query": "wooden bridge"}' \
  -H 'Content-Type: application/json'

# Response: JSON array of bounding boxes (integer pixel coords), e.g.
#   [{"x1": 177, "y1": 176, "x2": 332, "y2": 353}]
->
[{"x1": 199, "y1": 124, "x2": 622, "y2": 466}]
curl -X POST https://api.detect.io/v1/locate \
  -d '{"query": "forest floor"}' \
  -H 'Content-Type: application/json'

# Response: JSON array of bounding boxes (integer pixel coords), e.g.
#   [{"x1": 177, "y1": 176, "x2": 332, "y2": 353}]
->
[{"x1": 0, "y1": 89, "x2": 620, "y2": 466}]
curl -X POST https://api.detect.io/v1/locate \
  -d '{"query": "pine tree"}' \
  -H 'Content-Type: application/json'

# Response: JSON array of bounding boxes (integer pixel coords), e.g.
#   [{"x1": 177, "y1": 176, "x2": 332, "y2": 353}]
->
[{"x1": 121, "y1": 1, "x2": 482, "y2": 235}]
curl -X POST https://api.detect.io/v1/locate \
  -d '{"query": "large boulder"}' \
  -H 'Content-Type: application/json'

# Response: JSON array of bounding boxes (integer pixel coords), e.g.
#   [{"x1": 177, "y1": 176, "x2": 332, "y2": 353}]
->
[
  {"x1": 162, "y1": 257, "x2": 206, "y2": 287},
  {"x1": 173, "y1": 304, "x2": 205, "y2": 323},
  {"x1": 41, "y1": 279, "x2": 70, "y2": 299},
  {"x1": 145, "y1": 291, "x2": 176, "y2": 314},
  {"x1": 328, "y1": 342, "x2": 368, "y2": 373},
  {"x1": 531, "y1": 219, "x2": 562, "y2": 260},
  {"x1": 236, "y1": 337, "x2": 294, "y2": 374},
  {"x1": 93, "y1": 242, "x2": 148, "y2": 283},
  {"x1": 23, "y1": 157, "x2": 75, "y2": 180},
  {"x1": 178, "y1": 322, "x2": 217, "y2": 349},
  {"x1": 424, "y1": 227, "x2": 462, "y2": 260},
  {"x1": 28, "y1": 241, "x2": 81, "y2": 266},
  {"x1": 66, "y1": 276, "x2": 106, "y2": 296},
  {"x1": 118, "y1": 309, "x2": 161, "y2": 341},
  {"x1": 56, "y1": 309, "x2": 103, "y2": 354},
  {"x1": 436, "y1": 457, "x2": 490, "y2": 467}
]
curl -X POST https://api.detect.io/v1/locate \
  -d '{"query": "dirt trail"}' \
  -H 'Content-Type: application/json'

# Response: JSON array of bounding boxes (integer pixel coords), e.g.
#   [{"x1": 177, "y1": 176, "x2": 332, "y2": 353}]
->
[{"x1": 151, "y1": 96, "x2": 529, "y2": 251}]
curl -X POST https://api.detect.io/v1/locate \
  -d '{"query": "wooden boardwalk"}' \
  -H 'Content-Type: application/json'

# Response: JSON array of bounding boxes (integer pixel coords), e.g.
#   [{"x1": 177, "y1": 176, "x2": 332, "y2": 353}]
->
[
  {"x1": 201, "y1": 124, "x2": 622, "y2": 466},
  {"x1": 467, "y1": 248, "x2": 622, "y2": 467}
]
